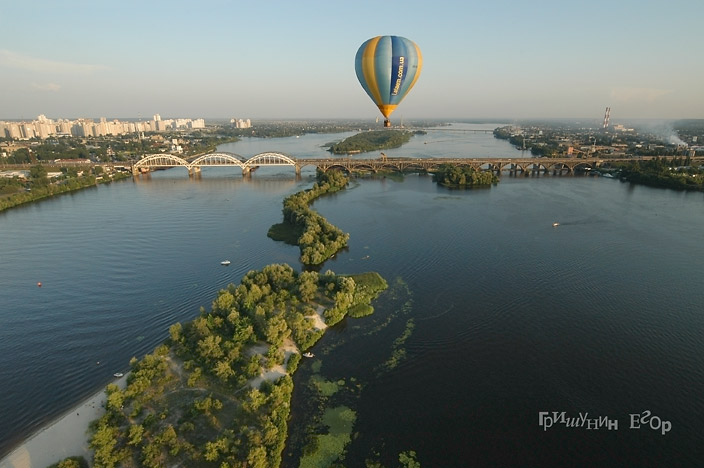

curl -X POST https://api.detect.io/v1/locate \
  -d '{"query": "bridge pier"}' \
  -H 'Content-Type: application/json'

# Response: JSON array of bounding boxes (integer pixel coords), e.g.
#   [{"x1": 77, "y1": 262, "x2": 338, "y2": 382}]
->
[{"x1": 188, "y1": 166, "x2": 201, "y2": 177}]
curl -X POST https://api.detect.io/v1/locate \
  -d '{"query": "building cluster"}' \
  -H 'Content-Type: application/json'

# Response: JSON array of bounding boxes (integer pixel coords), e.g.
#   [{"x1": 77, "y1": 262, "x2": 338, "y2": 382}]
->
[
  {"x1": 231, "y1": 118, "x2": 252, "y2": 129},
  {"x1": 0, "y1": 114, "x2": 205, "y2": 140}
]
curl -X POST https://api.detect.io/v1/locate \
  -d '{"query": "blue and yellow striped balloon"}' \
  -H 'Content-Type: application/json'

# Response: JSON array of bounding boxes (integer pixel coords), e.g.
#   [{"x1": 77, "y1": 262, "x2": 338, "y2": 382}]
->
[{"x1": 355, "y1": 35, "x2": 423, "y2": 125}]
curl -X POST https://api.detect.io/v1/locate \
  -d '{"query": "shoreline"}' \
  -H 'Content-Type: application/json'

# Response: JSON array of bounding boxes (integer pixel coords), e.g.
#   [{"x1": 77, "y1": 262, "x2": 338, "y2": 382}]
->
[{"x1": 0, "y1": 375, "x2": 128, "y2": 468}]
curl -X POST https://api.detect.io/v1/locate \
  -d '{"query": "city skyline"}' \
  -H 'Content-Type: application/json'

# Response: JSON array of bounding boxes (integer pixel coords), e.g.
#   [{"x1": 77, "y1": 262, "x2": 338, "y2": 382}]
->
[{"x1": 1, "y1": 0, "x2": 703, "y2": 121}]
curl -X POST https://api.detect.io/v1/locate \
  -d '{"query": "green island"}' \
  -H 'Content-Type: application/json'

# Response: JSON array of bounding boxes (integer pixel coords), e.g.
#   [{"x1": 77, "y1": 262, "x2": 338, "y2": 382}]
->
[
  {"x1": 268, "y1": 170, "x2": 350, "y2": 265},
  {"x1": 432, "y1": 164, "x2": 499, "y2": 188},
  {"x1": 327, "y1": 130, "x2": 421, "y2": 154},
  {"x1": 86, "y1": 264, "x2": 386, "y2": 468}
]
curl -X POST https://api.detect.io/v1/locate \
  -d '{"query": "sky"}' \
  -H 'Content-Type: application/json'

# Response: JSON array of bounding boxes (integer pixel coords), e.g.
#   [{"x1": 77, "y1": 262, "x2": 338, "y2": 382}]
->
[{"x1": 1, "y1": 0, "x2": 703, "y2": 121}]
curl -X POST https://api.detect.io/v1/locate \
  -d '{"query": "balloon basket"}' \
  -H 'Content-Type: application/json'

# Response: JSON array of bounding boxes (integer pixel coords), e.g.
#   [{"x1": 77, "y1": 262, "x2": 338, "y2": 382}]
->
[{"x1": 383, "y1": 119, "x2": 391, "y2": 128}]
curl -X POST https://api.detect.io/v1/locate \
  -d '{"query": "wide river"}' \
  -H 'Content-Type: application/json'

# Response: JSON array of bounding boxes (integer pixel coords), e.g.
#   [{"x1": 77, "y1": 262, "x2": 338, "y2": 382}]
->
[{"x1": 1, "y1": 124, "x2": 703, "y2": 466}]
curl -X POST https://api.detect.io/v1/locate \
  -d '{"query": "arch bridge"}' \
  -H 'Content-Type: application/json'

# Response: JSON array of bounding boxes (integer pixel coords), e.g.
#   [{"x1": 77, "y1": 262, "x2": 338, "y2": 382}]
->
[{"x1": 132, "y1": 151, "x2": 298, "y2": 176}]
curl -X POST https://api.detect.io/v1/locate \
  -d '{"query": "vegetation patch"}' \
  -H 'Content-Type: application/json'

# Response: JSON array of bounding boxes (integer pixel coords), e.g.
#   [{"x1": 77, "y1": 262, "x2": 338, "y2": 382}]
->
[
  {"x1": 309, "y1": 374, "x2": 344, "y2": 397},
  {"x1": 345, "y1": 272, "x2": 388, "y2": 318},
  {"x1": 267, "y1": 222, "x2": 304, "y2": 245},
  {"x1": 299, "y1": 406, "x2": 357, "y2": 468},
  {"x1": 378, "y1": 319, "x2": 415, "y2": 372}
]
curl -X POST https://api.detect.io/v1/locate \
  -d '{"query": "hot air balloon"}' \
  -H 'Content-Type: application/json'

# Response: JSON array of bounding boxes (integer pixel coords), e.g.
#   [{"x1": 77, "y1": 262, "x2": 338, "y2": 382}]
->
[{"x1": 355, "y1": 35, "x2": 423, "y2": 127}]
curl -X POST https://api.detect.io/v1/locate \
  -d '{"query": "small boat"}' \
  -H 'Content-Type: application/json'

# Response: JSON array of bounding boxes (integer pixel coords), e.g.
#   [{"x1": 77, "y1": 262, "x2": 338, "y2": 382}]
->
[
  {"x1": 113, "y1": 373, "x2": 124, "y2": 378},
  {"x1": 302, "y1": 352, "x2": 314, "y2": 358},
  {"x1": 221, "y1": 260, "x2": 231, "y2": 266},
  {"x1": 552, "y1": 222, "x2": 560, "y2": 227}
]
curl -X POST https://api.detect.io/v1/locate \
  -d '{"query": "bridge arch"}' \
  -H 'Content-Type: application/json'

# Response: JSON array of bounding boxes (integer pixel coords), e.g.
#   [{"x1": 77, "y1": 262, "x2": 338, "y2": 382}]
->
[
  {"x1": 320, "y1": 164, "x2": 351, "y2": 174},
  {"x1": 523, "y1": 162, "x2": 549, "y2": 173},
  {"x1": 134, "y1": 153, "x2": 190, "y2": 169},
  {"x1": 191, "y1": 152, "x2": 246, "y2": 169},
  {"x1": 246, "y1": 152, "x2": 297, "y2": 167},
  {"x1": 397, "y1": 162, "x2": 428, "y2": 173},
  {"x1": 478, "y1": 162, "x2": 499, "y2": 173},
  {"x1": 351, "y1": 163, "x2": 377, "y2": 173},
  {"x1": 572, "y1": 161, "x2": 596, "y2": 172},
  {"x1": 546, "y1": 161, "x2": 571, "y2": 173},
  {"x1": 496, "y1": 162, "x2": 520, "y2": 172}
]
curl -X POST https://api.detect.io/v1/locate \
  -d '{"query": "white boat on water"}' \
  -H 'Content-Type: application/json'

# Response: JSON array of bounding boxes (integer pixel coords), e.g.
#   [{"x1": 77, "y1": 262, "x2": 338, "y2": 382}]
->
[
  {"x1": 221, "y1": 260, "x2": 231, "y2": 266},
  {"x1": 552, "y1": 222, "x2": 560, "y2": 227},
  {"x1": 113, "y1": 372, "x2": 124, "y2": 378},
  {"x1": 303, "y1": 352, "x2": 314, "y2": 358}
]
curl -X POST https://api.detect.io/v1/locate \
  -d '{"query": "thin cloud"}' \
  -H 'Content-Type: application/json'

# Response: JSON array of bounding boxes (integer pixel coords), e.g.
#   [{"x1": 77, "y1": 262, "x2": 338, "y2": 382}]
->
[
  {"x1": 610, "y1": 87, "x2": 673, "y2": 103},
  {"x1": 0, "y1": 49, "x2": 108, "y2": 73},
  {"x1": 31, "y1": 82, "x2": 61, "y2": 91}
]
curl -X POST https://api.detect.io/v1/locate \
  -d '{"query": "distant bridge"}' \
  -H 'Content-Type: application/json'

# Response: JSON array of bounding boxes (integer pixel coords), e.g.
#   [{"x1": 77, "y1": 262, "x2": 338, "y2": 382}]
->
[
  {"x1": 130, "y1": 151, "x2": 649, "y2": 176},
  {"x1": 414, "y1": 128, "x2": 494, "y2": 133}
]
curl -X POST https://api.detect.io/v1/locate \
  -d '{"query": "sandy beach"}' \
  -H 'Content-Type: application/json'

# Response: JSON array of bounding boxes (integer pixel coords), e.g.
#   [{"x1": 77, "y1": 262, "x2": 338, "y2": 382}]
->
[{"x1": 0, "y1": 375, "x2": 128, "y2": 468}]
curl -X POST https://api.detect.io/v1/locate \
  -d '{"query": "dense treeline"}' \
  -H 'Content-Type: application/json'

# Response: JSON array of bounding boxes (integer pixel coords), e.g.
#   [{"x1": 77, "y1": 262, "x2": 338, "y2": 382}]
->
[
  {"x1": 328, "y1": 130, "x2": 413, "y2": 154},
  {"x1": 614, "y1": 156, "x2": 704, "y2": 190},
  {"x1": 0, "y1": 165, "x2": 130, "y2": 212},
  {"x1": 4, "y1": 142, "x2": 93, "y2": 164},
  {"x1": 433, "y1": 164, "x2": 499, "y2": 188},
  {"x1": 88, "y1": 264, "x2": 387, "y2": 468},
  {"x1": 269, "y1": 169, "x2": 350, "y2": 265}
]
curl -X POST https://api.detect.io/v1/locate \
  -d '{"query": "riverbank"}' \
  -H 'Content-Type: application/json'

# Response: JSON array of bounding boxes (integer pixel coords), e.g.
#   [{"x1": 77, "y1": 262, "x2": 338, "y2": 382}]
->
[
  {"x1": 0, "y1": 172, "x2": 131, "y2": 212},
  {"x1": 0, "y1": 375, "x2": 127, "y2": 468}
]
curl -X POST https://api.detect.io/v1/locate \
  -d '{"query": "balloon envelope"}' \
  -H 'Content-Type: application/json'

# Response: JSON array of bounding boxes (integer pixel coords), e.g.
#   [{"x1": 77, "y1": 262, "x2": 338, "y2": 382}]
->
[{"x1": 355, "y1": 35, "x2": 423, "y2": 120}]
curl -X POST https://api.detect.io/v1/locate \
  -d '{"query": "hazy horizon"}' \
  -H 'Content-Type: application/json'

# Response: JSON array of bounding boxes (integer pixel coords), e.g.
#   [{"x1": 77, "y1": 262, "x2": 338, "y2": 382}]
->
[{"x1": 2, "y1": 0, "x2": 703, "y2": 122}]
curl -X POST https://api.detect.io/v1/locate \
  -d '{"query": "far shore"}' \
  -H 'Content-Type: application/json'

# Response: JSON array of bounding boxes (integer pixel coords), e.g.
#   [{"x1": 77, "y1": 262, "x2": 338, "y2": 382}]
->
[{"x1": 0, "y1": 375, "x2": 128, "y2": 468}]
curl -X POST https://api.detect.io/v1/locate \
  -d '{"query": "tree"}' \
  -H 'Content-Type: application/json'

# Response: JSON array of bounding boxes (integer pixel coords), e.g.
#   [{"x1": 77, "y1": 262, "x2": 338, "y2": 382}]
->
[
  {"x1": 91, "y1": 422, "x2": 123, "y2": 468},
  {"x1": 399, "y1": 451, "x2": 421, "y2": 468},
  {"x1": 29, "y1": 164, "x2": 49, "y2": 186},
  {"x1": 265, "y1": 314, "x2": 289, "y2": 346},
  {"x1": 127, "y1": 424, "x2": 144, "y2": 446},
  {"x1": 246, "y1": 445, "x2": 268, "y2": 468},
  {"x1": 214, "y1": 359, "x2": 235, "y2": 381},
  {"x1": 297, "y1": 271, "x2": 319, "y2": 302},
  {"x1": 197, "y1": 335, "x2": 224, "y2": 360}
]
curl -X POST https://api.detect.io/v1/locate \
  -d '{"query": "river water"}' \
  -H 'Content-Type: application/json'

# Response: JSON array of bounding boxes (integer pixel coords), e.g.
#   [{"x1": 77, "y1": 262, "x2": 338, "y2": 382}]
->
[{"x1": 1, "y1": 124, "x2": 703, "y2": 466}]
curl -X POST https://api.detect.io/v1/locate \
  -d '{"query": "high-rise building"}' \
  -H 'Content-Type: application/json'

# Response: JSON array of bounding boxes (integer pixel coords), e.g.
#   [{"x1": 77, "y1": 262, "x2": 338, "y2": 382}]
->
[{"x1": 0, "y1": 115, "x2": 206, "y2": 139}]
